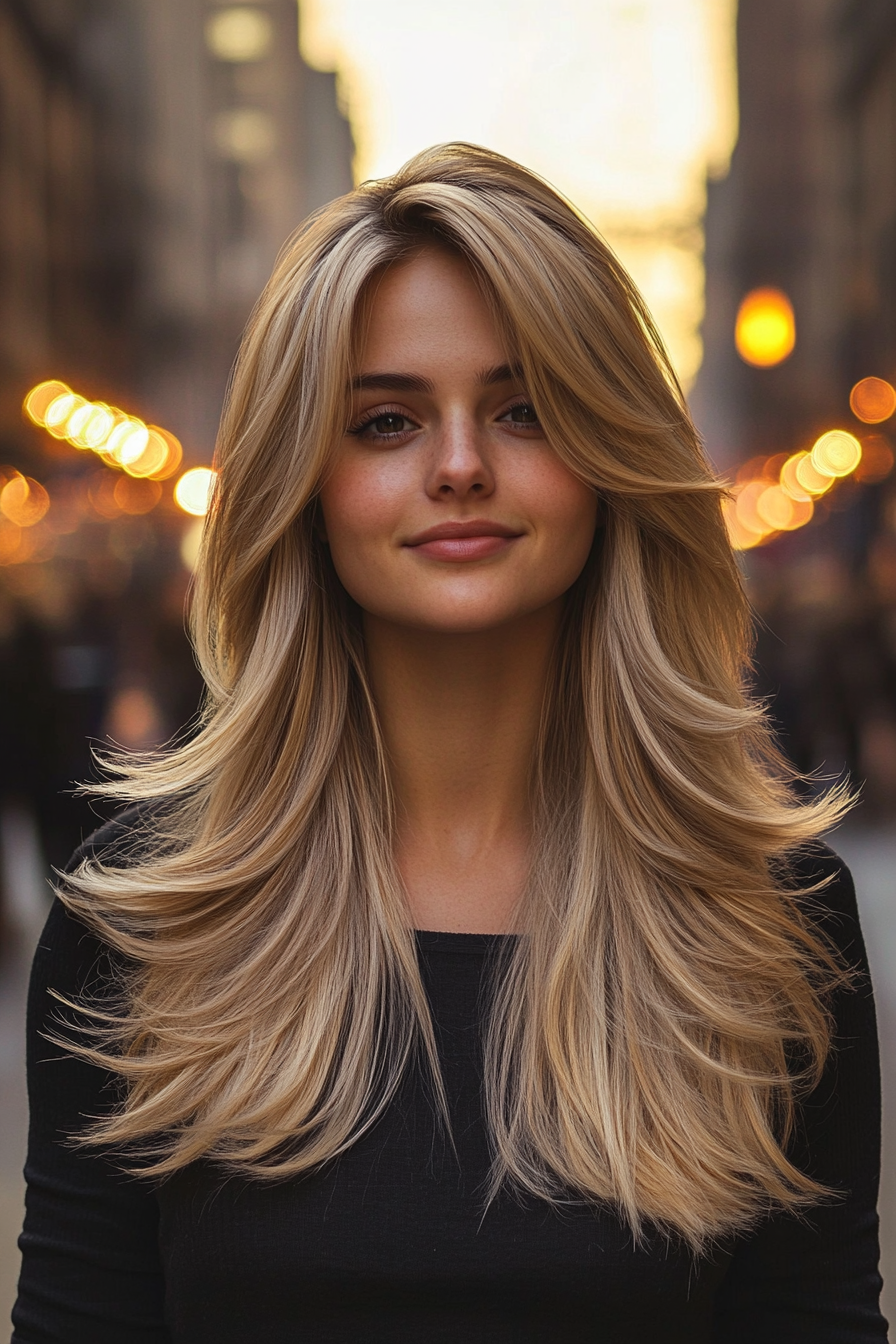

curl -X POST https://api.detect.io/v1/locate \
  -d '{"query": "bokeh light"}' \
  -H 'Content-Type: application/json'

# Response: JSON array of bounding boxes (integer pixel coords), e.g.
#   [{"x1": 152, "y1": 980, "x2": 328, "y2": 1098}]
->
[
  {"x1": 180, "y1": 518, "x2": 205, "y2": 571},
  {"x1": 145, "y1": 427, "x2": 183, "y2": 480},
  {"x1": 722, "y1": 495, "x2": 764, "y2": 551},
  {"x1": 44, "y1": 393, "x2": 86, "y2": 437},
  {"x1": 850, "y1": 376, "x2": 896, "y2": 424},
  {"x1": 213, "y1": 109, "x2": 276, "y2": 163},
  {"x1": 811, "y1": 429, "x2": 862, "y2": 478},
  {"x1": 756, "y1": 484, "x2": 796, "y2": 531},
  {"x1": 725, "y1": 422, "x2": 872, "y2": 552},
  {"x1": 124, "y1": 428, "x2": 170, "y2": 479},
  {"x1": 0, "y1": 474, "x2": 50, "y2": 528},
  {"x1": 779, "y1": 454, "x2": 813, "y2": 503},
  {"x1": 794, "y1": 451, "x2": 835, "y2": 497},
  {"x1": 734, "y1": 481, "x2": 769, "y2": 537},
  {"x1": 205, "y1": 7, "x2": 273, "y2": 62},
  {"x1": 113, "y1": 476, "x2": 162, "y2": 515},
  {"x1": 734, "y1": 288, "x2": 796, "y2": 367},
  {"x1": 855, "y1": 434, "x2": 895, "y2": 484},
  {"x1": 174, "y1": 467, "x2": 216, "y2": 517},
  {"x1": 24, "y1": 381, "x2": 70, "y2": 425},
  {"x1": 23, "y1": 381, "x2": 185, "y2": 481},
  {"x1": 76, "y1": 404, "x2": 115, "y2": 450}
]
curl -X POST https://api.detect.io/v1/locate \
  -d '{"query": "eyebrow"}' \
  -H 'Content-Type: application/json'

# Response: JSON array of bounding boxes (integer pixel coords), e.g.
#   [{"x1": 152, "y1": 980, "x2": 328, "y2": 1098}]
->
[{"x1": 350, "y1": 362, "x2": 524, "y2": 394}]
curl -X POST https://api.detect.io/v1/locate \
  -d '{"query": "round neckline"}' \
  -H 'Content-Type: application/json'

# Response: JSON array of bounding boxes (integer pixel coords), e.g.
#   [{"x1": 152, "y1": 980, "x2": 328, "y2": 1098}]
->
[{"x1": 414, "y1": 928, "x2": 517, "y2": 954}]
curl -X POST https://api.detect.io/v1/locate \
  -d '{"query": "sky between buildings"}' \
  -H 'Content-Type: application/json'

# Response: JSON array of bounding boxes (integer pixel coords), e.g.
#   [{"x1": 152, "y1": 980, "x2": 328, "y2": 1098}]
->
[{"x1": 300, "y1": 0, "x2": 739, "y2": 389}]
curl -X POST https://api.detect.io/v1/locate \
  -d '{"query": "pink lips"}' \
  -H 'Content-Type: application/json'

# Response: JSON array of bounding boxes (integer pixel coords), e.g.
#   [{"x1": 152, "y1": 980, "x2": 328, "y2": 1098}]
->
[{"x1": 404, "y1": 519, "x2": 523, "y2": 561}]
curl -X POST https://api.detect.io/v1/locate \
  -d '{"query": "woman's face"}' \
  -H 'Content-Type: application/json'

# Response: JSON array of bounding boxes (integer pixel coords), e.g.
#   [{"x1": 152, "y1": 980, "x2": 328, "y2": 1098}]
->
[{"x1": 318, "y1": 246, "x2": 599, "y2": 634}]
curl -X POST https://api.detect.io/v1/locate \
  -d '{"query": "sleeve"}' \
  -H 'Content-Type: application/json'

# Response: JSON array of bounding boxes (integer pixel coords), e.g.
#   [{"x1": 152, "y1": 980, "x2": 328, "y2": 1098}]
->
[
  {"x1": 11, "y1": 816, "x2": 170, "y2": 1343},
  {"x1": 712, "y1": 845, "x2": 889, "y2": 1342}
]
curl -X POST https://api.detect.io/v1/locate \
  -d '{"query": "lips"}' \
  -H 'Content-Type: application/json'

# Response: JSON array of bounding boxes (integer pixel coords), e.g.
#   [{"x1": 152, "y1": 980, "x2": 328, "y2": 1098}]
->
[{"x1": 404, "y1": 519, "x2": 523, "y2": 562}]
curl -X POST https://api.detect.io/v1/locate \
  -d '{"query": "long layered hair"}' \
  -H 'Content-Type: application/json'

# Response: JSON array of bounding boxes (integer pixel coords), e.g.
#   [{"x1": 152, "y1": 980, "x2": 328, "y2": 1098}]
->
[{"x1": 60, "y1": 143, "x2": 848, "y2": 1249}]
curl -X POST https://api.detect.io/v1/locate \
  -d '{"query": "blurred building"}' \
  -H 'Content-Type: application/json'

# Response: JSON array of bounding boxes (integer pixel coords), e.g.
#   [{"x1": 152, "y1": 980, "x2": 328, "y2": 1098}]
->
[
  {"x1": 839, "y1": 1, "x2": 896, "y2": 390},
  {"x1": 0, "y1": 0, "x2": 143, "y2": 444},
  {"x1": 0, "y1": 0, "x2": 354, "y2": 887},
  {"x1": 692, "y1": 0, "x2": 896, "y2": 809},
  {"x1": 138, "y1": 0, "x2": 354, "y2": 451}
]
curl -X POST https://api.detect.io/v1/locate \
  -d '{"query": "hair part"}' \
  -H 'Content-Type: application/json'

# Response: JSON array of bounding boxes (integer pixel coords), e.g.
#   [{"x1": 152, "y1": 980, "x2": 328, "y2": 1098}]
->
[{"x1": 58, "y1": 142, "x2": 850, "y2": 1249}]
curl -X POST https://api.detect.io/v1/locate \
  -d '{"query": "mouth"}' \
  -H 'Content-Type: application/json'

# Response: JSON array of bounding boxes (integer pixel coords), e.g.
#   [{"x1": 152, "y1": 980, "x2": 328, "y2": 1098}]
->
[{"x1": 404, "y1": 519, "x2": 524, "y2": 562}]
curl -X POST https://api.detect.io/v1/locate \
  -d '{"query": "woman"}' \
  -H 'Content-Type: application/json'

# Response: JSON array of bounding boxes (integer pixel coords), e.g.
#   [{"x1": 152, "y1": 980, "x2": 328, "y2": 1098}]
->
[{"x1": 14, "y1": 144, "x2": 887, "y2": 1342}]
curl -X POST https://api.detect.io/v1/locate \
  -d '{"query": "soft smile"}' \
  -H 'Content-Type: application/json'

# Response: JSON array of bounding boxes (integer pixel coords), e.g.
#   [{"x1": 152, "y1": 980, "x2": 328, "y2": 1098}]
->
[{"x1": 404, "y1": 519, "x2": 524, "y2": 562}]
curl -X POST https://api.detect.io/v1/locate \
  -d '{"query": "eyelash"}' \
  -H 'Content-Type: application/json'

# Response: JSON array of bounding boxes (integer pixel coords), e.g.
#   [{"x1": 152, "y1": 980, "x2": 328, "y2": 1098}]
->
[
  {"x1": 347, "y1": 400, "x2": 541, "y2": 444},
  {"x1": 347, "y1": 405, "x2": 415, "y2": 442}
]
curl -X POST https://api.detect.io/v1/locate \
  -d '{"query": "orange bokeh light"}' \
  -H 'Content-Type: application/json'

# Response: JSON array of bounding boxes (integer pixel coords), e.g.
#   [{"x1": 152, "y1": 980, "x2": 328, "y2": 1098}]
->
[
  {"x1": 0, "y1": 475, "x2": 50, "y2": 527},
  {"x1": 24, "y1": 381, "x2": 70, "y2": 426},
  {"x1": 735, "y1": 288, "x2": 796, "y2": 367},
  {"x1": 113, "y1": 476, "x2": 162, "y2": 515},
  {"x1": 855, "y1": 435, "x2": 895, "y2": 484},
  {"x1": 850, "y1": 377, "x2": 896, "y2": 424}
]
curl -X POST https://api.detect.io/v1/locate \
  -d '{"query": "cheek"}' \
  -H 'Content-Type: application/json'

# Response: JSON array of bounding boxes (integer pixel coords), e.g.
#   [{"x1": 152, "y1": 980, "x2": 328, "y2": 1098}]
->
[
  {"x1": 524, "y1": 459, "x2": 599, "y2": 573},
  {"x1": 318, "y1": 459, "x2": 405, "y2": 596}
]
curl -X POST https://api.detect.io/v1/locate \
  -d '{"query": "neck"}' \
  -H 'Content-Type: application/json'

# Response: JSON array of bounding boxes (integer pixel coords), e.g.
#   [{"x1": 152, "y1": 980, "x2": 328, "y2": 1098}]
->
[{"x1": 363, "y1": 602, "x2": 562, "y2": 933}]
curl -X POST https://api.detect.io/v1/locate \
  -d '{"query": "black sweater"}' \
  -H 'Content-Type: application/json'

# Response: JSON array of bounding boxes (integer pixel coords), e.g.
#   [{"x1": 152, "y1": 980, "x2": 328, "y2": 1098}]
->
[{"x1": 12, "y1": 820, "x2": 889, "y2": 1342}]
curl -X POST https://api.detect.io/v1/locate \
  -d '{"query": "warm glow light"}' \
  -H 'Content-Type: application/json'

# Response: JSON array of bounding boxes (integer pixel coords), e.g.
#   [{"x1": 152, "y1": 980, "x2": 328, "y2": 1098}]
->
[
  {"x1": 734, "y1": 481, "x2": 772, "y2": 540},
  {"x1": 147, "y1": 427, "x2": 183, "y2": 480},
  {"x1": 213, "y1": 109, "x2": 276, "y2": 163},
  {"x1": 123, "y1": 428, "x2": 167, "y2": 479},
  {"x1": 779, "y1": 454, "x2": 813, "y2": 503},
  {"x1": 301, "y1": 0, "x2": 740, "y2": 389},
  {"x1": 205, "y1": 7, "x2": 272, "y2": 61},
  {"x1": 180, "y1": 518, "x2": 205, "y2": 571},
  {"x1": 735, "y1": 288, "x2": 796, "y2": 367},
  {"x1": 794, "y1": 451, "x2": 835, "y2": 497},
  {"x1": 26, "y1": 379, "x2": 186, "y2": 492},
  {"x1": 811, "y1": 429, "x2": 862, "y2": 479},
  {"x1": 78, "y1": 404, "x2": 116, "y2": 450},
  {"x1": 64, "y1": 401, "x2": 96, "y2": 445},
  {"x1": 44, "y1": 393, "x2": 86, "y2": 437},
  {"x1": 850, "y1": 377, "x2": 896, "y2": 424},
  {"x1": 88, "y1": 473, "x2": 121, "y2": 520},
  {"x1": 0, "y1": 518, "x2": 22, "y2": 565},
  {"x1": 24, "y1": 381, "x2": 70, "y2": 426},
  {"x1": 756, "y1": 484, "x2": 795, "y2": 532},
  {"x1": 0, "y1": 474, "x2": 50, "y2": 528},
  {"x1": 855, "y1": 434, "x2": 895, "y2": 484},
  {"x1": 174, "y1": 467, "x2": 216, "y2": 517},
  {"x1": 722, "y1": 496, "x2": 764, "y2": 551},
  {"x1": 113, "y1": 476, "x2": 162, "y2": 515},
  {"x1": 114, "y1": 423, "x2": 151, "y2": 467}
]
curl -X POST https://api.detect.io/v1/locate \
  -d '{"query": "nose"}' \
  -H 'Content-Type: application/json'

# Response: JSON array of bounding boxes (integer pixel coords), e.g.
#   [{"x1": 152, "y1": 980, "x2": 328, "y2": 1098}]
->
[{"x1": 424, "y1": 410, "x2": 495, "y2": 501}]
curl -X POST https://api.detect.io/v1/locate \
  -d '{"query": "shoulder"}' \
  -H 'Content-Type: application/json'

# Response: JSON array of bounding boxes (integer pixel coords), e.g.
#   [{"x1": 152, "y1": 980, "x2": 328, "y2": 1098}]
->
[
  {"x1": 777, "y1": 839, "x2": 864, "y2": 966},
  {"x1": 35, "y1": 801, "x2": 168, "y2": 1002},
  {"x1": 63, "y1": 798, "x2": 172, "y2": 875}
]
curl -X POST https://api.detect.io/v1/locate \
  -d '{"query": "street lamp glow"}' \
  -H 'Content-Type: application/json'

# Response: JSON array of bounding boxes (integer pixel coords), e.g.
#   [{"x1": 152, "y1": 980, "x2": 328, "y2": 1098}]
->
[
  {"x1": 24, "y1": 380, "x2": 70, "y2": 425},
  {"x1": 735, "y1": 288, "x2": 796, "y2": 367},
  {"x1": 174, "y1": 467, "x2": 216, "y2": 517},
  {"x1": 810, "y1": 429, "x2": 862, "y2": 479},
  {"x1": 850, "y1": 377, "x2": 896, "y2": 424},
  {"x1": 205, "y1": 8, "x2": 272, "y2": 62}
]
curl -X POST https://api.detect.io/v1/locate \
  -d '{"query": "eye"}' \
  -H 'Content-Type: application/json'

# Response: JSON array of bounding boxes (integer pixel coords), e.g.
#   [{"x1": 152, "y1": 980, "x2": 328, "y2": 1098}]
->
[
  {"x1": 499, "y1": 401, "x2": 541, "y2": 429},
  {"x1": 347, "y1": 409, "x2": 418, "y2": 442}
]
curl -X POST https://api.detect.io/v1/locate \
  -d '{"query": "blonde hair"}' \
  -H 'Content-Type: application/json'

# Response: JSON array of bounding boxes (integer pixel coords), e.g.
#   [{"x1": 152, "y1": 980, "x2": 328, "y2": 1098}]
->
[{"x1": 60, "y1": 143, "x2": 849, "y2": 1250}]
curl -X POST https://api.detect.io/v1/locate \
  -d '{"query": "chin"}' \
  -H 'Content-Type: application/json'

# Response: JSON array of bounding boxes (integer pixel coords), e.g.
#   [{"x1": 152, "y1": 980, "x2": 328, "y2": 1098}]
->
[{"x1": 372, "y1": 598, "x2": 551, "y2": 636}]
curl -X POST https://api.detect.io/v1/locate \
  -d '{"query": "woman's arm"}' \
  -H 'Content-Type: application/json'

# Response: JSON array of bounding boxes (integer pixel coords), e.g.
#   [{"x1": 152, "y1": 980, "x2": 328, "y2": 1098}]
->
[
  {"x1": 712, "y1": 847, "x2": 889, "y2": 1342},
  {"x1": 12, "y1": 821, "x2": 169, "y2": 1343}
]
